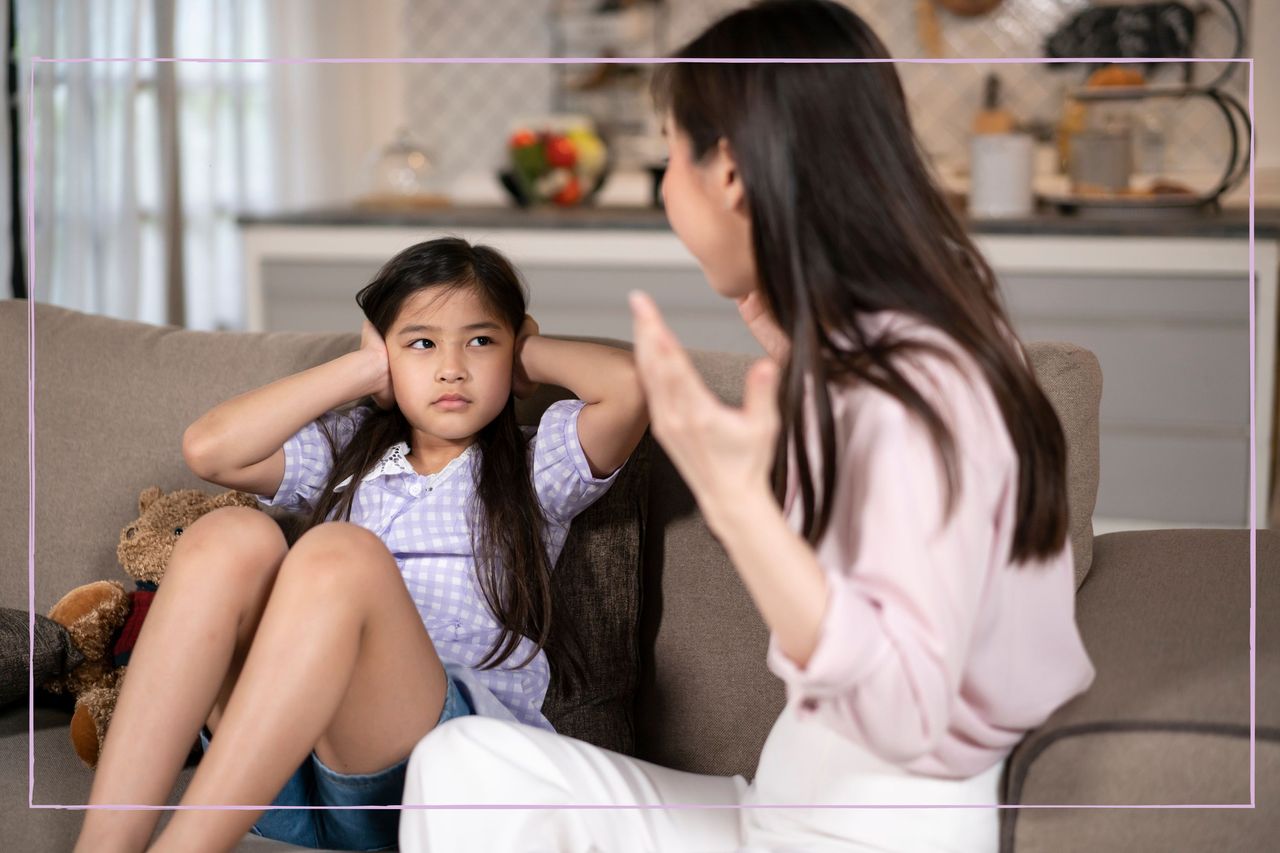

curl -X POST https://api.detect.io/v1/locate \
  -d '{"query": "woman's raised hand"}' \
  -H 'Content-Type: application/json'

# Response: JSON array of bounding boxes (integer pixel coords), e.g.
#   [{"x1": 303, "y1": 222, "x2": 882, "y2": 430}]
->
[
  {"x1": 512, "y1": 313, "x2": 542, "y2": 400},
  {"x1": 359, "y1": 319, "x2": 395, "y2": 409},
  {"x1": 630, "y1": 291, "x2": 781, "y2": 533}
]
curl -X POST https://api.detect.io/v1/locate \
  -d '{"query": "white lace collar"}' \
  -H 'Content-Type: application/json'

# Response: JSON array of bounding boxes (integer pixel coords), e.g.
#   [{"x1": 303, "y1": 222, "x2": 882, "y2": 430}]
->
[{"x1": 332, "y1": 442, "x2": 476, "y2": 492}]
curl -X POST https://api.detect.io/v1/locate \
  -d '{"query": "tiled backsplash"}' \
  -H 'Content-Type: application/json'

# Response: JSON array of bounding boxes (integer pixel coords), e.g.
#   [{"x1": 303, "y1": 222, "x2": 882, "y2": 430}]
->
[{"x1": 403, "y1": 0, "x2": 1251, "y2": 188}]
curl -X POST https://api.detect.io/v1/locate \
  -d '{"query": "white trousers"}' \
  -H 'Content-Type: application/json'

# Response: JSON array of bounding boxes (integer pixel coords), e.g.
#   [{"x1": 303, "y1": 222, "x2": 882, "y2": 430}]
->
[{"x1": 399, "y1": 705, "x2": 1003, "y2": 853}]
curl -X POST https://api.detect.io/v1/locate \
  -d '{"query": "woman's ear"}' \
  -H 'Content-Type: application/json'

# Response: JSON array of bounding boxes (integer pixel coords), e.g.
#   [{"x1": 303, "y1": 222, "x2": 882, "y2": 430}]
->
[{"x1": 715, "y1": 138, "x2": 746, "y2": 213}]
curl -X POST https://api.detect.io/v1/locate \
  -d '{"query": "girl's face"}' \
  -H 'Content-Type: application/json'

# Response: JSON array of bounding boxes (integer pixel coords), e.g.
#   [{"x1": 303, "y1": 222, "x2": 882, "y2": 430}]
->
[
  {"x1": 661, "y1": 114, "x2": 757, "y2": 300},
  {"x1": 385, "y1": 286, "x2": 514, "y2": 448}
]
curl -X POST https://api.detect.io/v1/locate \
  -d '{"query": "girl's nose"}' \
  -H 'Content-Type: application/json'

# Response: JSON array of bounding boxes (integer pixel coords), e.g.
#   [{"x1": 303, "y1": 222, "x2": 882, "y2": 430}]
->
[{"x1": 436, "y1": 350, "x2": 466, "y2": 382}]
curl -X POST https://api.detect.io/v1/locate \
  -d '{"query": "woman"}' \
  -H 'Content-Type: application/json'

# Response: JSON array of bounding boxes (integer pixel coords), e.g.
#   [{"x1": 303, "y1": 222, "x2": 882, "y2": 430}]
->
[{"x1": 398, "y1": 2, "x2": 1094, "y2": 850}]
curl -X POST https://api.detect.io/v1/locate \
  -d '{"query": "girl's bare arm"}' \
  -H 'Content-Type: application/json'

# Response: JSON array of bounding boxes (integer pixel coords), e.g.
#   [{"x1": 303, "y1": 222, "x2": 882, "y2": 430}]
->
[
  {"x1": 183, "y1": 344, "x2": 387, "y2": 497},
  {"x1": 516, "y1": 329, "x2": 649, "y2": 478}
]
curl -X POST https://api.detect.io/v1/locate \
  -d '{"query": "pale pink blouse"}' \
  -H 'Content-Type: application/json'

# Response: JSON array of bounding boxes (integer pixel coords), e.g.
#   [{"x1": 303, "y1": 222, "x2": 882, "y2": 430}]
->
[{"x1": 767, "y1": 312, "x2": 1095, "y2": 779}]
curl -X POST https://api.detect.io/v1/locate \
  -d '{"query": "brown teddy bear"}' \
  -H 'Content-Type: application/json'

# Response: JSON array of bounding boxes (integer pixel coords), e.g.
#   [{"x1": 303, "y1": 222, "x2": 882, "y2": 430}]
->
[{"x1": 44, "y1": 486, "x2": 260, "y2": 768}]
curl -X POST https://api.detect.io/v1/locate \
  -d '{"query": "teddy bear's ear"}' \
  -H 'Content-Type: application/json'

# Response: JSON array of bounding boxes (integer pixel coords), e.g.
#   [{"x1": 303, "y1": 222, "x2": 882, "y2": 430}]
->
[
  {"x1": 212, "y1": 490, "x2": 259, "y2": 510},
  {"x1": 138, "y1": 486, "x2": 164, "y2": 514}
]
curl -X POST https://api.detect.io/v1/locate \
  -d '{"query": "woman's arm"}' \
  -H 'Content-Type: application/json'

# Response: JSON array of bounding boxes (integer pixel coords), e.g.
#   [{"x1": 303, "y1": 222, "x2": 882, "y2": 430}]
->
[
  {"x1": 516, "y1": 319, "x2": 648, "y2": 478},
  {"x1": 182, "y1": 323, "x2": 390, "y2": 496},
  {"x1": 629, "y1": 291, "x2": 826, "y2": 662}
]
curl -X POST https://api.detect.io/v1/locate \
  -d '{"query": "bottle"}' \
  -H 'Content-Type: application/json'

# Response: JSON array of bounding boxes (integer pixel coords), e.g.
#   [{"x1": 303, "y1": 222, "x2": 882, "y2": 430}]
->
[{"x1": 973, "y1": 73, "x2": 1015, "y2": 135}]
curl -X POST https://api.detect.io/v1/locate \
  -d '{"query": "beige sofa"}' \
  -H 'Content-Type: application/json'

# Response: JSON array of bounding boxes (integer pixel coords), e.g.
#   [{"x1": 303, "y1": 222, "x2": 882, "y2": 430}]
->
[{"x1": 2, "y1": 300, "x2": 1274, "y2": 851}]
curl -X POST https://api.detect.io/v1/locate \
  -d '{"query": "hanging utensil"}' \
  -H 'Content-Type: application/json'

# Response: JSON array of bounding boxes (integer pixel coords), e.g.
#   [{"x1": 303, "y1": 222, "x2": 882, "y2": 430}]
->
[
  {"x1": 915, "y1": 0, "x2": 945, "y2": 58},
  {"x1": 916, "y1": 0, "x2": 1004, "y2": 58}
]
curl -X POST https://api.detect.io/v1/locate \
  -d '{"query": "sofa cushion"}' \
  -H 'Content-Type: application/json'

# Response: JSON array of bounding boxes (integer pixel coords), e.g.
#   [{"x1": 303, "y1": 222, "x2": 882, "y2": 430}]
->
[
  {"x1": 537, "y1": 426, "x2": 649, "y2": 755},
  {"x1": 1001, "y1": 529, "x2": 1276, "y2": 850},
  {"x1": 0, "y1": 301, "x2": 646, "y2": 763},
  {"x1": 0, "y1": 301, "x2": 363, "y2": 610}
]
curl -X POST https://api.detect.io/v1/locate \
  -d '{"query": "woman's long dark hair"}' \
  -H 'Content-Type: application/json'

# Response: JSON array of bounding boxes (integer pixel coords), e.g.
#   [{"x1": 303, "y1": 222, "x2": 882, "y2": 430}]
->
[
  {"x1": 305, "y1": 237, "x2": 579, "y2": 677},
  {"x1": 653, "y1": 0, "x2": 1069, "y2": 564}
]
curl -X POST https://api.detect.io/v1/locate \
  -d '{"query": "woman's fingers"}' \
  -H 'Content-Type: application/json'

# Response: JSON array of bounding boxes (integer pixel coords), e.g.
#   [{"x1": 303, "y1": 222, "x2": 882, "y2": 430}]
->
[{"x1": 628, "y1": 294, "x2": 779, "y2": 509}]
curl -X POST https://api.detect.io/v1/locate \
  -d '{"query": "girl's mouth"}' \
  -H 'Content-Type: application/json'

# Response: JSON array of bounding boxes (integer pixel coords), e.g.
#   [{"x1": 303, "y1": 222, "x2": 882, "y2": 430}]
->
[{"x1": 433, "y1": 395, "x2": 471, "y2": 410}]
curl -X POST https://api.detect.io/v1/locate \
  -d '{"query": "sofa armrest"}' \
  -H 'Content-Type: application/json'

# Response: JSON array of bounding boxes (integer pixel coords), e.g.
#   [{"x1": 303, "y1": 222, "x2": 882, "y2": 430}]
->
[{"x1": 1001, "y1": 529, "x2": 1278, "y2": 851}]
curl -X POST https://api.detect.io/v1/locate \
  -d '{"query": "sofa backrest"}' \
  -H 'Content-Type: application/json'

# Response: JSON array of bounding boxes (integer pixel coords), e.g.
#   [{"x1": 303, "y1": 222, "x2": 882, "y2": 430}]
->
[
  {"x1": 1, "y1": 300, "x2": 1101, "y2": 779},
  {"x1": 1, "y1": 301, "x2": 362, "y2": 611}
]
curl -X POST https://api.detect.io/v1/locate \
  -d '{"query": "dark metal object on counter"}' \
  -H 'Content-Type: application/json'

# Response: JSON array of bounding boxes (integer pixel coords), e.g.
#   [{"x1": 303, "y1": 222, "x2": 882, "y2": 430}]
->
[
  {"x1": 1043, "y1": 0, "x2": 1248, "y2": 216},
  {"x1": 1046, "y1": 2, "x2": 1198, "y2": 78},
  {"x1": 649, "y1": 163, "x2": 666, "y2": 209}
]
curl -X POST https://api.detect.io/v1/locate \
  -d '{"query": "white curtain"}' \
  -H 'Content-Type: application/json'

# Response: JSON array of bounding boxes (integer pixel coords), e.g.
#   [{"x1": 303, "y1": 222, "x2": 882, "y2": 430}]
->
[
  {"x1": 15, "y1": 0, "x2": 394, "y2": 330},
  {"x1": 173, "y1": 0, "x2": 274, "y2": 330},
  {"x1": 20, "y1": 0, "x2": 155, "y2": 321}
]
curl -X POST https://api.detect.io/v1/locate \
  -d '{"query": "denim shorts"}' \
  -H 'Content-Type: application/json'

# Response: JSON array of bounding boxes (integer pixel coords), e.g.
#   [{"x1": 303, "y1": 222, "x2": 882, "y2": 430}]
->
[{"x1": 198, "y1": 675, "x2": 474, "y2": 851}]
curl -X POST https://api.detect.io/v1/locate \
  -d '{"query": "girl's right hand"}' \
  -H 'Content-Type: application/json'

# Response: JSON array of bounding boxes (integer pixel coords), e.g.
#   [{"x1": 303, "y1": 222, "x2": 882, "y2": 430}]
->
[
  {"x1": 735, "y1": 290, "x2": 790, "y2": 363},
  {"x1": 359, "y1": 320, "x2": 395, "y2": 409}
]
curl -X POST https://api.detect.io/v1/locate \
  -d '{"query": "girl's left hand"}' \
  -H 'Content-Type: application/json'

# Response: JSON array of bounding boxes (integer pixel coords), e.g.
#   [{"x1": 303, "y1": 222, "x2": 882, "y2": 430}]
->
[
  {"x1": 512, "y1": 313, "x2": 541, "y2": 400},
  {"x1": 629, "y1": 291, "x2": 781, "y2": 531}
]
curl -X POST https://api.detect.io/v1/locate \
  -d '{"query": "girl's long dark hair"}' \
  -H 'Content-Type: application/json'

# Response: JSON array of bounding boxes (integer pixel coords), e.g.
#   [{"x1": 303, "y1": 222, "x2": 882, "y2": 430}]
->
[
  {"x1": 653, "y1": 0, "x2": 1069, "y2": 564},
  {"x1": 305, "y1": 237, "x2": 580, "y2": 677}
]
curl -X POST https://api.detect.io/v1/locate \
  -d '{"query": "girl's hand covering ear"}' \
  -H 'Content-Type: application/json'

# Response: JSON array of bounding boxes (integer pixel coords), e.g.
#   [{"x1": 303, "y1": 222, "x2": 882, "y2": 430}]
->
[
  {"x1": 512, "y1": 313, "x2": 542, "y2": 400},
  {"x1": 630, "y1": 291, "x2": 781, "y2": 525},
  {"x1": 359, "y1": 319, "x2": 395, "y2": 410}
]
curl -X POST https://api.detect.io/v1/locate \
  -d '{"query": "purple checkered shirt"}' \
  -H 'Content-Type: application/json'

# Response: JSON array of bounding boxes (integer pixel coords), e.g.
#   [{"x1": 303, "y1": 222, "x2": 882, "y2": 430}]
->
[{"x1": 260, "y1": 399, "x2": 619, "y2": 730}]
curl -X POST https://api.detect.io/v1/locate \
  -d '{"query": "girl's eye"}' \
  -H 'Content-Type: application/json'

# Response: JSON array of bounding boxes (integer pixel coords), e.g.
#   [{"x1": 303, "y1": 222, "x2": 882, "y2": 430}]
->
[
  {"x1": 469, "y1": 336, "x2": 493, "y2": 347},
  {"x1": 410, "y1": 339, "x2": 435, "y2": 350}
]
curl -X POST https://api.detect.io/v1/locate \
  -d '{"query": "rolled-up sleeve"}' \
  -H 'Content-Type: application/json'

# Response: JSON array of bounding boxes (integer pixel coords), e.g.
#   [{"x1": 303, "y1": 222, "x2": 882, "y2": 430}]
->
[
  {"x1": 260, "y1": 406, "x2": 373, "y2": 514},
  {"x1": 528, "y1": 399, "x2": 622, "y2": 526},
  {"x1": 766, "y1": 391, "x2": 997, "y2": 765}
]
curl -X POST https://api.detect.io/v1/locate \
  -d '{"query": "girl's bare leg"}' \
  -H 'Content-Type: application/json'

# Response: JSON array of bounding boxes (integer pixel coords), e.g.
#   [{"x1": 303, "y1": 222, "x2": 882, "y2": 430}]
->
[
  {"x1": 148, "y1": 521, "x2": 449, "y2": 853},
  {"x1": 74, "y1": 507, "x2": 288, "y2": 853}
]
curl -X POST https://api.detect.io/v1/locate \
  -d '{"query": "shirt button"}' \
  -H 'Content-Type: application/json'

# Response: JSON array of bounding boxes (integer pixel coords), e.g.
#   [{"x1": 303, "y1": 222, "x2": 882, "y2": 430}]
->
[
  {"x1": 409, "y1": 483, "x2": 421, "y2": 496},
  {"x1": 800, "y1": 698, "x2": 818, "y2": 712}
]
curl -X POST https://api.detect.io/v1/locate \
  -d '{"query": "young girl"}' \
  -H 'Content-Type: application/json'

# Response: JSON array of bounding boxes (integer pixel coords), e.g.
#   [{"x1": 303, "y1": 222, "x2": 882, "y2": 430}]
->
[
  {"x1": 398, "y1": 2, "x2": 1095, "y2": 852},
  {"x1": 74, "y1": 237, "x2": 648, "y2": 853}
]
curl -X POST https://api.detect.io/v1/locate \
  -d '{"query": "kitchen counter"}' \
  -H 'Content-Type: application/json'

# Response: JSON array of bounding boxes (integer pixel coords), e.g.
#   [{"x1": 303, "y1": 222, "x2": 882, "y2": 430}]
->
[
  {"x1": 238, "y1": 206, "x2": 1279, "y2": 529},
  {"x1": 239, "y1": 203, "x2": 1280, "y2": 239}
]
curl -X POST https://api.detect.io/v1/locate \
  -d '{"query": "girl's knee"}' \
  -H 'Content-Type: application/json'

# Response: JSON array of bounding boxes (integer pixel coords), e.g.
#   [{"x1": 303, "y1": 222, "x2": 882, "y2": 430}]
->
[
  {"x1": 280, "y1": 521, "x2": 393, "y2": 590},
  {"x1": 168, "y1": 506, "x2": 286, "y2": 586}
]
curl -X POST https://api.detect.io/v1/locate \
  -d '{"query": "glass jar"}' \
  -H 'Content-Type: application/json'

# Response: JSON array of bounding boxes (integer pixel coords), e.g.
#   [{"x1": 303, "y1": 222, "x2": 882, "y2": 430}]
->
[{"x1": 364, "y1": 128, "x2": 446, "y2": 206}]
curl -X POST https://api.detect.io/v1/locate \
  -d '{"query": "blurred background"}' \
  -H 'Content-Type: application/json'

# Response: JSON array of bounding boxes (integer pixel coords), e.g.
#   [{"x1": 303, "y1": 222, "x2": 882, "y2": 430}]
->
[{"x1": 2, "y1": 0, "x2": 1278, "y2": 532}]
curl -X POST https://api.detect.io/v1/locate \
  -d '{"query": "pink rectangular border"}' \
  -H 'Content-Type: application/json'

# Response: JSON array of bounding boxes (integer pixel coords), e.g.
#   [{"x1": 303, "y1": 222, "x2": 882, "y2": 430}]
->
[{"x1": 25, "y1": 54, "x2": 1258, "y2": 813}]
